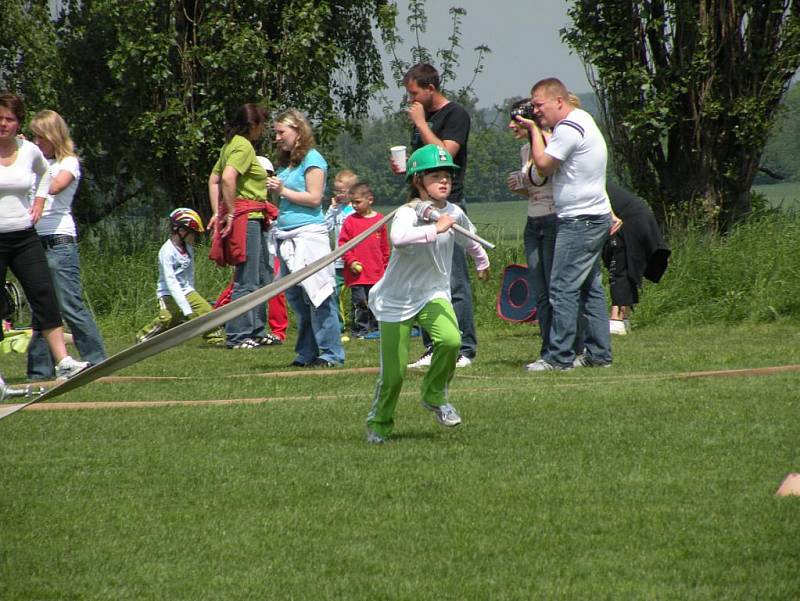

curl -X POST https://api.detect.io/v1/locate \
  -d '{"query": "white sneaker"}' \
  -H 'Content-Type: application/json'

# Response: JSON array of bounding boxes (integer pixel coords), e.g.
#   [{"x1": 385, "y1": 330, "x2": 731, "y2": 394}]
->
[
  {"x1": 421, "y1": 401, "x2": 462, "y2": 427},
  {"x1": 366, "y1": 430, "x2": 386, "y2": 444},
  {"x1": 408, "y1": 349, "x2": 433, "y2": 369},
  {"x1": 55, "y1": 356, "x2": 89, "y2": 381},
  {"x1": 455, "y1": 355, "x2": 472, "y2": 368},
  {"x1": 524, "y1": 358, "x2": 572, "y2": 372},
  {"x1": 609, "y1": 319, "x2": 628, "y2": 336}
]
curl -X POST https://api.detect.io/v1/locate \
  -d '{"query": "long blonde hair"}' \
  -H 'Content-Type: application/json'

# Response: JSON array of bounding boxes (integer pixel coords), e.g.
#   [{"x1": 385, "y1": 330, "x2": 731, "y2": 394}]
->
[
  {"x1": 274, "y1": 108, "x2": 315, "y2": 168},
  {"x1": 29, "y1": 110, "x2": 76, "y2": 162}
]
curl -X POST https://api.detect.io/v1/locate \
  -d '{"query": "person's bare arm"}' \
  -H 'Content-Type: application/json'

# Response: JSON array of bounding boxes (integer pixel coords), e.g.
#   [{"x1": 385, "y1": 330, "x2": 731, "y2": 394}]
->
[
  {"x1": 515, "y1": 116, "x2": 559, "y2": 176},
  {"x1": 408, "y1": 102, "x2": 461, "y2": 158},
  {"x1": 48, "y1": 169, "x2": 75, "y2": 195},
  {"x1": 267, "y1": 167, "x2": 325, "y2": 208}
]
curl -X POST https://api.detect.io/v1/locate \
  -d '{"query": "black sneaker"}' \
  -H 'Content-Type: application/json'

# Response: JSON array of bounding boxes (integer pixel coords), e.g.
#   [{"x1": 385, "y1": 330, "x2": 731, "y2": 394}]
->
[
  {"x1": 306, "y1": 358, "x2": 339, "y2": 369},
  {"x1": 257, "y1": 333, "x2": 283, "y2": 346}
]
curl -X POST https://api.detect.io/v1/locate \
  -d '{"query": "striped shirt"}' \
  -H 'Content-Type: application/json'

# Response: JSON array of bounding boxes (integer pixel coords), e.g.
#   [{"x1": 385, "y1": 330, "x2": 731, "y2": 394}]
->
[{"x1": 544, "y1": 108, "x2": 611, "y2": 217}]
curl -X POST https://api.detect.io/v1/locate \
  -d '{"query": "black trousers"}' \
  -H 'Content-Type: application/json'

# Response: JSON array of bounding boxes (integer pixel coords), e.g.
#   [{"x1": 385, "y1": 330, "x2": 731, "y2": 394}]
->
[
  {"x1": 603, "y1": 234, "x2": 638, "y2": 306},
  {"x1": 349, "y1": 284, "x2": 377, "y2": 337},
  {"x1": 0, "y1": 227, "x2": 62, "y2": 330}
]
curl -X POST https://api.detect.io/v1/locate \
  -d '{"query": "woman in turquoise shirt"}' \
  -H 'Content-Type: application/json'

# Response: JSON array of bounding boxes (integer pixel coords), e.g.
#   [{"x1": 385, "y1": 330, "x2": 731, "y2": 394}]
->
[{"x1": 267, "y1": 109, "x2": 344, "y2": 368}]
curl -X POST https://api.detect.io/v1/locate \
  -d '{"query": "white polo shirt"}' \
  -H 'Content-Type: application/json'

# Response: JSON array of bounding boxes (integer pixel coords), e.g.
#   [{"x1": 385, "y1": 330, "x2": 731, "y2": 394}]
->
[{"x1": 545, "y1": 108, "x2": 611, "y2": 217}]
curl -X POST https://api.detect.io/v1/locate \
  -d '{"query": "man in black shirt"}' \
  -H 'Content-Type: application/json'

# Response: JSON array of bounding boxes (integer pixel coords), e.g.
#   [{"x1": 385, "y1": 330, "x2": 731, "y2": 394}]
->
[{"x1": 393, "y1": 63, "x2": 477, "y2": 368}]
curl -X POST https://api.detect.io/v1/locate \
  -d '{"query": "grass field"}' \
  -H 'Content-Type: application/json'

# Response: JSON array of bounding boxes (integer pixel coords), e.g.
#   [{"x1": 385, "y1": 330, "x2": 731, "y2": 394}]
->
[
  {"x1": 2, "y1": 191, "x2": 799, "y2": 599},
  {"x1": 754, "y1": 182, "x2": 800, "y2": 211},
  {"x1": 2, "y1": 320, "x2": 799, "y2": 600}
]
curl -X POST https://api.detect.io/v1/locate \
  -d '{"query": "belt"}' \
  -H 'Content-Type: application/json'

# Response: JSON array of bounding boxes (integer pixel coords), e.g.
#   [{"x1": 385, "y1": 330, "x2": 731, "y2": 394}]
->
[{"x1": 40, "y1": 234, "x2": 77, "y2": 248}]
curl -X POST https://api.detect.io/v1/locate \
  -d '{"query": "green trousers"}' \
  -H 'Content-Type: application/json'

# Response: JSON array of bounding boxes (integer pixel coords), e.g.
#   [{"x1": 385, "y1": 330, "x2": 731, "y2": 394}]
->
[
  {"x1": 136, "y1": 291, "x2": 222, "y2": 344},
  {"x1": 367, "y1": 298, "x2": 460, "y2": 438}
]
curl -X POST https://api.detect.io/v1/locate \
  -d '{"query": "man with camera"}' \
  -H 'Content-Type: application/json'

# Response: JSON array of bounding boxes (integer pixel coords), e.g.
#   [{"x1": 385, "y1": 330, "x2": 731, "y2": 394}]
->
[
  {"x1": 393, "y1": 63, "x2": 477, "y2": 369},
  {"x1": 516, "y1": 77, "x2": 617, "y2": 371}
]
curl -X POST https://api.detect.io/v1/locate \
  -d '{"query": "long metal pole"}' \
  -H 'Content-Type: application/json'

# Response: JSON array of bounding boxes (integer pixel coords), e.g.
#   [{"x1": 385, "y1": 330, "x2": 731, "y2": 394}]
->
[{"x1": 0, "y1": 208, "x2": 398, "y2": 421}]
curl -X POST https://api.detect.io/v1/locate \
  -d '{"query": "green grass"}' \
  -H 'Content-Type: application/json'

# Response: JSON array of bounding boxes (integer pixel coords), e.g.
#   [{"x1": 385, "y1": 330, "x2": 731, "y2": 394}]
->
[
  {"x1": 2, "y1": 322, "x2": 799, "y2": 600},
  {"x1": 3, "y1": 197, "x2": 800, "y2": 599}
]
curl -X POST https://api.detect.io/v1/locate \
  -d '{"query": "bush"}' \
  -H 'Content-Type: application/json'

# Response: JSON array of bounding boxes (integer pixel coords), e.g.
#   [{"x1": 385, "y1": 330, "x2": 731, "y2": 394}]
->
[
  {"x1": 634, "y1": 212, "x2": 800, "y2": 325},
  {"x1": 69, "y1": 209, "x2": 800, "y2": 339}
]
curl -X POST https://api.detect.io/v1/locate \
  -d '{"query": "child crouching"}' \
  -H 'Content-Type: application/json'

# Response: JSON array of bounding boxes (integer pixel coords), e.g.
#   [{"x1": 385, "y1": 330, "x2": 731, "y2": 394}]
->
[
  {"x1": 136, "y1": 208, "x2": 223, "y2": 345},
  {"x1": 365, "y1": 145, "x2": 490, "y2": 443}
]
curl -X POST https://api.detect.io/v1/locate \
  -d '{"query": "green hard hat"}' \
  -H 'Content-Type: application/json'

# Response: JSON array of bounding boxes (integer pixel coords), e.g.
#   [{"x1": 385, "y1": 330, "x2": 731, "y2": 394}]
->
[{"x1": 406, "y1": 144, "x2": 460, "y2": 180}]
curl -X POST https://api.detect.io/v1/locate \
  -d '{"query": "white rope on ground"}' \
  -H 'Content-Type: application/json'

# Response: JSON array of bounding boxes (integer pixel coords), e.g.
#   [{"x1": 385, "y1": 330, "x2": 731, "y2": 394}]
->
[
  {"x1": 0, "y1": 208, "x2": 399, "y2": 422},
  {"x1": 4, "y1": 363, "x2": 799, "y2": 416}
]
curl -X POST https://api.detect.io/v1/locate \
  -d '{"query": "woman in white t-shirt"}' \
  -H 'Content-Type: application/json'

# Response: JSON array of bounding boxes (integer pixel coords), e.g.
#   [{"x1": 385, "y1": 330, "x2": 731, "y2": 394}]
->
[
  {"x1": 24, "y1": 110, "x2": 106, "y2": 379},
  {"x1": 0, "y1": 93, "x2": 87, "y2": 381},
  {"x1": 506, "y1": 98, "x2": 557, "y2": 361}
]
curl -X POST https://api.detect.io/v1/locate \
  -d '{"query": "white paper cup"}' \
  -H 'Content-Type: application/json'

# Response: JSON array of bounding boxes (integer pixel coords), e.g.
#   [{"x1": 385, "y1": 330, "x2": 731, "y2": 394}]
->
[{"x1": 390, "y1": 145, "x2": 407, "y2": 173}]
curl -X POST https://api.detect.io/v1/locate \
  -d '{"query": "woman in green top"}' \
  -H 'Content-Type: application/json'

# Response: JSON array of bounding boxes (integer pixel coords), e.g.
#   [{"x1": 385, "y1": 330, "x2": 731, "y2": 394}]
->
[{"x1": 208, "y1": 103, "x2": 279, "y2": 349}]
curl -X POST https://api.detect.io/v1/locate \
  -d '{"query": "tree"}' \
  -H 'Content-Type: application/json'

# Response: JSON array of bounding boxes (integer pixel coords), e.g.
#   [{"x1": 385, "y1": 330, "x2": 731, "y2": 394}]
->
[
  {"x1": 0, "y1": 0, "x2": 60, "y2": 109},
  {"x1": 7, "y1": 0, "x2": 396, "y2": 224},
  {"x1": 334, "y1": 99, "x2": 526, "y2": 207},
  {"x1": 563, "y1": 1, "x2": 800, "y2": 230}
]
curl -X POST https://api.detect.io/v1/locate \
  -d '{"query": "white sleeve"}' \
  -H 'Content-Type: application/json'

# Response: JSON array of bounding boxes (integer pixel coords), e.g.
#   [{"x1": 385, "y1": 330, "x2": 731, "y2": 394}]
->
[
  {"x1": 31, "y1": 145, "x2": 52, "y2": 199},
  {"x1": 544, "y1": 121, "x2": 582, "y2": 162},
  {"x1": 159, "y1": 246, "x2": 192, "y2": 315},
  {"x1": 453, "y1": 212, "x2": 489, "y2": 270},
  {"x1": 389, "y1": 206, "x2": 437, "y2": 246},
  {"x1": 58, "y1": 156, "x2": 81, "y2": 180},
  {"x1": 324, "y1": 205, "x2": 339, "y2": 232}
]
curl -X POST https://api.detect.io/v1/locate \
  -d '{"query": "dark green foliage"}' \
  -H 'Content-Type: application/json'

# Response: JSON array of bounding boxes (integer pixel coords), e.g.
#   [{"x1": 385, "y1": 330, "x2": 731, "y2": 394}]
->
[
  {"x1": 2, "y1": 0, "x2": 395, "y2": 225},
  {"x1": 332, "y1": 98, "x2": 525, "y2": 207},
  {"x1": 563, "y1": 1, "x2": 800, "y2": 230},
  {"x1": 0, "y1": 0, "x2": 60, "y2": 108}
]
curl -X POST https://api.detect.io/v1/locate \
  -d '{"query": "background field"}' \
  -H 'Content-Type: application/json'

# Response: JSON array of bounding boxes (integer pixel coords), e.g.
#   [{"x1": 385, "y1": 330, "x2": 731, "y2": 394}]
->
[{"x1": 2, "y1": 196, "x2": 800, "y2": 600}]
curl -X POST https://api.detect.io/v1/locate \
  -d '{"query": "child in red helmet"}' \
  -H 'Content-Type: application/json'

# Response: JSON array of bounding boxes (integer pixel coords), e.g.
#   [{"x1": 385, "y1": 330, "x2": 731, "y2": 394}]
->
[{"x1": 136, "y1": 208, "x2": 223, "y2": 345}]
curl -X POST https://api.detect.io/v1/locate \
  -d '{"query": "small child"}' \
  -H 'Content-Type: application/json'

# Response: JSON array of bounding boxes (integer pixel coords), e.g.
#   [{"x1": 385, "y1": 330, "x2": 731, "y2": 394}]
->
[
  {"x1": 365, "y1": 145, "x2": 490, "y2": 444},
  {"x1": 337, "y1": 182, "x2": 389, "y2": 338},
  {"x1": 324, "y1": 169, "x2": 358, "y2": 337},
  {"x1": 136, "y1": 209, "x2": 223, "y2": 345}
]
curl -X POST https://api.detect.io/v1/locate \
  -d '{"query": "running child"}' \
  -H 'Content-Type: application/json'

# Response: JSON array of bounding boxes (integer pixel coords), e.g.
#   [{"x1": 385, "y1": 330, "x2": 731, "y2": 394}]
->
[
  {"x1": 324, "y1": 169, "x2": 357, "y2": 338},
  {"x1": 365, "y1": 145, "x2": 490, "y2": 444},
  {"x1": 136, "y1": 209, "x2": 223, "y2": 344},
  {"x1": 337, "y1": 182, "x2": 389, "y2": 338}
]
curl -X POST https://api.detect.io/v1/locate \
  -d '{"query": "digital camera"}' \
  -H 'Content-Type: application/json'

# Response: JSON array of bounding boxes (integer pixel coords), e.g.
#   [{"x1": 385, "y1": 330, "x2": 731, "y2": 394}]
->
[{"x1": 510, "y1": 102, "x2": 535, "y2": 121}]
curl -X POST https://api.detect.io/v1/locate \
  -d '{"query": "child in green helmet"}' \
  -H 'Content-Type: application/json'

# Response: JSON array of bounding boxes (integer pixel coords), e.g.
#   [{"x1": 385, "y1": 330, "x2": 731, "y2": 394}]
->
[{"x1": 365, "y1": 144, "x2": 490, "y2": 443}]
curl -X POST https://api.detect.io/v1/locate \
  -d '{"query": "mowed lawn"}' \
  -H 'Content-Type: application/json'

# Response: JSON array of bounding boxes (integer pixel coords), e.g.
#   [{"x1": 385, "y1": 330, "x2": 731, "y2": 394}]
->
[{"x1": 1, "y1": 321, "x2": 799, "y2": 600}]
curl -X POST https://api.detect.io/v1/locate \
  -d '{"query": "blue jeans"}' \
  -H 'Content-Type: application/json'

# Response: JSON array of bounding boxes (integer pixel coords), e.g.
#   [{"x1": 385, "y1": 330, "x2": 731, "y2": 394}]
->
[
  {"x1": 226, "y1": 220, "x2": 272, "y2": 346},
  {"x1": 523, "y1": 214, "x2": 557, "y2": 357},
  {"x1": 279, "y1": 254, "x2": 345, "y2": 366},
  {"x1": 27, "y1": 241, "x2": 106, "y2": 379},
  {"x1": 544, "y1": 214, "x2": 612, "y2": 368}
]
